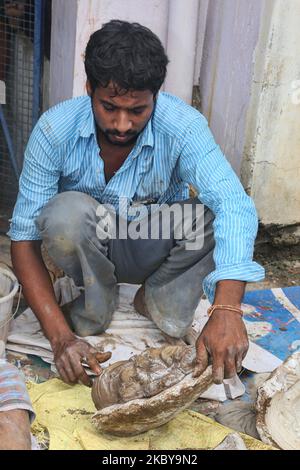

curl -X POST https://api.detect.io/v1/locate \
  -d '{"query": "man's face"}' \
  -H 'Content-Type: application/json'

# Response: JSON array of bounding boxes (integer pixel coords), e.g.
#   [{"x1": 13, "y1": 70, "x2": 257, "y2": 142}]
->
[{"x1": 87, "y1": 81, "x2": 155, "y2": 146}]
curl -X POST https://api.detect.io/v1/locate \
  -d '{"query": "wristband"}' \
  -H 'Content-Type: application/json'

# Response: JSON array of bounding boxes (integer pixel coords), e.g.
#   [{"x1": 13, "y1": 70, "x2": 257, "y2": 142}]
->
[{"x1": 207, "y1": 304, "x2": 243, "y2": 317}]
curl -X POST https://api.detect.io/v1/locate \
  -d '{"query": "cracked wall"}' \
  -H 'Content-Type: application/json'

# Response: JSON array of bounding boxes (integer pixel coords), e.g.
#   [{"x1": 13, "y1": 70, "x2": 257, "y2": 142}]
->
[
  {"x1": 241, "y1": 0, "x2": 300, "y2": 227},
  {"x1": 199, "y1": 0, "x2": 299, "y2": 230}
]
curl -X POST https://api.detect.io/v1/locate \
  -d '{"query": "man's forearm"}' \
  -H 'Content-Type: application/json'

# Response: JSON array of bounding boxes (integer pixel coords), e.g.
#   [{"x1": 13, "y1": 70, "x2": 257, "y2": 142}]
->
[
  {"x1": 213, "y1": 280, "x2": 246, "y2": 306},
  {"x1": 11, "y1": 241, "x2": 75, "y2": 345}
]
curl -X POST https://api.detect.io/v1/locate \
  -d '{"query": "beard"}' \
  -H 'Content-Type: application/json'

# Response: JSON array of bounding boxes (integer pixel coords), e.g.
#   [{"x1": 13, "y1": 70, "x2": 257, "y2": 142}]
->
[{"x1": 103, "y1": 129, "x2": 139, "y2": 146}]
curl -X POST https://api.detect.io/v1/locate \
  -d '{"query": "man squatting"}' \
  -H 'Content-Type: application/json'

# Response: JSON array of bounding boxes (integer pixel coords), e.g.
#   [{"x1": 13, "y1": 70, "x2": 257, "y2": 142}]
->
[{"x1": 9, "y1": 21, "x2": 265, "y2": 388}]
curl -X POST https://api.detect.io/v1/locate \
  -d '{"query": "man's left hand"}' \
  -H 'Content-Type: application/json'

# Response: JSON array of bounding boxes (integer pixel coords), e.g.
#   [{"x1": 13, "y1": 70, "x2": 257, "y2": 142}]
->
[{"x1": 193, "y1": 309, "x2": 249, "y2": 384}]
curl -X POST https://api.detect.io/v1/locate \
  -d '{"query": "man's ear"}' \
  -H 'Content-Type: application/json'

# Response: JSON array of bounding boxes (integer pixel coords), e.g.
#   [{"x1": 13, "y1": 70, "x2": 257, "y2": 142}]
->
[{"x1": 86, "y1": 80, "x2": 92, "y2": 97}]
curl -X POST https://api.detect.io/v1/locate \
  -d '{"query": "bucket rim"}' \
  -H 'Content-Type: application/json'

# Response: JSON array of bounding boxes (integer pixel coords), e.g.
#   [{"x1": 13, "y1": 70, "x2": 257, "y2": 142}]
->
[{"x1": 0, "y1": 268, "x2": 19, "y2": 304}]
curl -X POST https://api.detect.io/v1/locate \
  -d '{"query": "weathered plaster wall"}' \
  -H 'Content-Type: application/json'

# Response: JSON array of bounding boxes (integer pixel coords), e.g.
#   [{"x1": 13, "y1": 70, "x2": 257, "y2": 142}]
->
[
  {"x1": 164, "y1": 0, "x2": 200, "y2": 104},
  {"x1": 241, "y1": 0, "x2": 300, "y2": 227},
  {"x1": 72, "y1": 0, "x2": 170, "y2": 98},
  {"x1": 49, "y1": 0, "x2": 77, "y2": 105},
  {"x1": 49, "y1": 0, "x2": 300, "y2": 230},
  {"x1": 199, "y1": 0, "x2": 300, "y2": 229},
  {"x1": 199, "y1": 0, "x2": 263, "y2": 174},
  {"x1": 50, "y1": 0, "x2": 202, "y2": 106},
  {"x1": 50, "y1": 0, "x2": 169, "y2": 105}
]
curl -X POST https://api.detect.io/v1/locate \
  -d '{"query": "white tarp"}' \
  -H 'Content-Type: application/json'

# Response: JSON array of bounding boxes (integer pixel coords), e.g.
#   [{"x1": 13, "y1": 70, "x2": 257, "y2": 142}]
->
[{"x1": 6, "y1": 277, "x2": 282, "y2": 401}]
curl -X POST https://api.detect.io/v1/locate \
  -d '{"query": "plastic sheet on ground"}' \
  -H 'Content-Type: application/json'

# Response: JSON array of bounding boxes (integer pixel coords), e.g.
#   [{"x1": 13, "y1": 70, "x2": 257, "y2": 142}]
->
[{"x1": 28, "y1": 378, "x2": 275, "y2": 451}]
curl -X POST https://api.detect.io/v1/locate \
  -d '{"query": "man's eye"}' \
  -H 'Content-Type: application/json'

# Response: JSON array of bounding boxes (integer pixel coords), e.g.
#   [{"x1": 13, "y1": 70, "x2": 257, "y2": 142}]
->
[
  {"x1": 132, "y1": 109, "x2": 144, "y2": 115},
  {"x1": 103, "y1": 104, "x2": 115, "y2": 112}
]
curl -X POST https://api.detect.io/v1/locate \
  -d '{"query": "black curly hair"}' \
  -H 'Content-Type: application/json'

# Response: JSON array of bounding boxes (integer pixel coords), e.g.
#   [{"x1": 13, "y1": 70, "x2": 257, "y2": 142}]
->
[{"x1": 84, "y1": 20, "x2": 169, "y2": 95}]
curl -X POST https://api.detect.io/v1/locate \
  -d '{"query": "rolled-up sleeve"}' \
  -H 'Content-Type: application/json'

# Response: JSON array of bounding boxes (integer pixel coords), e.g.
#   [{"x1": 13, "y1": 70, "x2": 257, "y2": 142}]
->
[
  {"x1": 179, "y1": 116, "x2": 265, "y2": 303},
  {"x1": 7, "y1": 117, "x2": 60, "y2": 241}
]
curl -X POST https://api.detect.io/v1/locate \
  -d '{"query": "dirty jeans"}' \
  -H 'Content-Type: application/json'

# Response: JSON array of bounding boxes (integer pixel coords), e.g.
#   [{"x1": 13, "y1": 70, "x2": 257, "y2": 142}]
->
[{"x1": 36, "y1": 191, "x2": 215, "y2": 338}]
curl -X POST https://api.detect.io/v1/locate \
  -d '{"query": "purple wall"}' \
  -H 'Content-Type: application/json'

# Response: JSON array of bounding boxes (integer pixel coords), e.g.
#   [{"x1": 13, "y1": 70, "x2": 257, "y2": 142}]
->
[{"x1": 199, "y1": 0, "x2": 263, "y2": 174}]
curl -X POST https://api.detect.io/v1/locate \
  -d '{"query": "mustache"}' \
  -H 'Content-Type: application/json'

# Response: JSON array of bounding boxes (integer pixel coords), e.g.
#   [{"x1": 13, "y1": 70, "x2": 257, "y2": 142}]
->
[{"x1": 106, "y1": 129, "x2": 137, "y2": 137}]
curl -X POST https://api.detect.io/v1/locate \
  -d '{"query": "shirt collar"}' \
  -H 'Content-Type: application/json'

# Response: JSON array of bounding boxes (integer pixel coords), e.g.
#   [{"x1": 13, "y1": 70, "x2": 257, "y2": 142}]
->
[
  {"x1": 79, "y1": 100, "x2": 96, "y2": 138},
  {"x1": 79, "y1": 98, "x2": 154, "y2": 150},
  {"x1": 135, "y1": 116, "x2": 154, "y2": 150}
]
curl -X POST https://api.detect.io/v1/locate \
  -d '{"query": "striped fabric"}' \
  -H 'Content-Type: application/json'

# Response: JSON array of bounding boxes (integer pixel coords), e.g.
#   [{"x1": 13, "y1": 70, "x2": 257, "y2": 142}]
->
[
  {"x1": 0, "y1": 360, "x2": 35, "y2": 422},
  {"x1": 8, "y1": 92, "x2": 264, "y2": 302}
]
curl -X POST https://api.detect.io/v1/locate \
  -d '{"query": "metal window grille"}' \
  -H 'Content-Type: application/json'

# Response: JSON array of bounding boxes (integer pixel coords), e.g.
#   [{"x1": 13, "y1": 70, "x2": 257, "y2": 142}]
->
[{"x1": 0, "y1": 0, "x2": 45, "y2": 231}]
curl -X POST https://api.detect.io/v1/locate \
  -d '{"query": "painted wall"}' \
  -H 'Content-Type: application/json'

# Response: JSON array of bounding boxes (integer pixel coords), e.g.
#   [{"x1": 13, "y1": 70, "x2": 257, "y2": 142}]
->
[
  {"x1": 49, "y1": 0, "x2": 77, "y2": 105},
  {"x1": 72, "y1": 0, "x2": 170, "y2": 98},
  {"x1": 199, "y1": 0, "x2": 300, "y2": 228},
  {"x1": 199, "y1": 0, "x2": 263, "y2": 174},
  {"x1": 241, "y1": 0, "x2": 300, "y2": 227},
  {"x1": 49, "y1": 0, "x2": 300, "y2": 229},
  {"x1": 50, "y1": 0, "x2": 202, "y2": 106},
  {"x1": 163, "y1": 0, "x2": 200, "y2": 104}
]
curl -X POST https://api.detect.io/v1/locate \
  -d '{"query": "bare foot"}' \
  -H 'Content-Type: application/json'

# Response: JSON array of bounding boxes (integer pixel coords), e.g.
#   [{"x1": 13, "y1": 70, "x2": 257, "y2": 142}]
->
[
  {"x1": 133, "y1": 285, "x2": 151, "y2": 319},
  {"x1": 133, "y1": 285, "x2": 185, "y2": 346}
]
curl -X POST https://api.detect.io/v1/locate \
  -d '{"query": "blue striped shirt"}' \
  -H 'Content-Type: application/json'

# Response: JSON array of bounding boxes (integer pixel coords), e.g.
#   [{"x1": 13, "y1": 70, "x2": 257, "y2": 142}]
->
[{"x1": 8, "y1": 92, "x2": 265, "y2": 302}]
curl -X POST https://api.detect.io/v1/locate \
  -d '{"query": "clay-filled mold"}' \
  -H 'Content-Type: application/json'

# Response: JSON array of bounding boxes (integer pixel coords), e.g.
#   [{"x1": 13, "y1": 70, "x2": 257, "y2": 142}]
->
[{"x1": 91, "y1": 345, "x2": 213, "y2": 436}]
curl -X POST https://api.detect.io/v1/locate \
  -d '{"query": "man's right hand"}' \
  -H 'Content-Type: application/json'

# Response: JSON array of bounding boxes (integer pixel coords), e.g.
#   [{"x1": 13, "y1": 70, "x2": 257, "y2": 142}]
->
[
  {"x1": 52, "y1": 336, "x2": 111, "y2": 387},
  {"x1": 11, "y1": 241, "x2": 112, "y2": 387}
]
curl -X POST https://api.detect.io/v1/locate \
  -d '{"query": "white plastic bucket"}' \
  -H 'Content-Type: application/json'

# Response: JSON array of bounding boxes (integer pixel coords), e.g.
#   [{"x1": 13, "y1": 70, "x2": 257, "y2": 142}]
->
[{"x1": 0, "y1": 268, "x2": 20, "y2": 344}]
